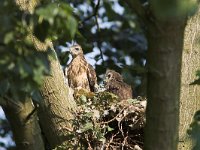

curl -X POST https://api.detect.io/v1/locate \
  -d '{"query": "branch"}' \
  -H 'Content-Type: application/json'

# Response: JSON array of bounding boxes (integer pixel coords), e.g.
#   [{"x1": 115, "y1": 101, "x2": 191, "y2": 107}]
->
[
  {"x1": 94, "y1": 0, "x2": 105, "y2": 66},
  {"x1": 81, "y1": 0, "x2": 101, "y2": 23},
  {"x1": 81, "y1": 0, "x2": 105, "y2": 66},
  {"x1": 95, "y1": 14, "x2": 105, "y2": 66}
]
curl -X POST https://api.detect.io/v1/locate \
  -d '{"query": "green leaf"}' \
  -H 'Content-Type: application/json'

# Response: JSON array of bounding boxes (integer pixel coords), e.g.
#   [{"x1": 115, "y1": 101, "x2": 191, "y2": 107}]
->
[
  {"x1": 36, "y1": 3, "x2": 58, "y2": 20},
  {"x1": 18, "y1": 61, "x2": 29, "y2": 78},
  {"x1": 127, "y1": 99, "x2": 139, "y2": 104},
  {"x1": 4, "y1": 32, "x2": 13, "y2": 44},
  {"x1": 107, "y1": 126, "x2": 114, "y2": 132},
  {"x1": 80, "y1": 95, "x2": 87, "y2": 103},
  {"x1": 81, "y1": 122, "x2": 93, "y2": 132},
  {"x1": 66, "y1": 16, "x2": 77, "y2": 38}
]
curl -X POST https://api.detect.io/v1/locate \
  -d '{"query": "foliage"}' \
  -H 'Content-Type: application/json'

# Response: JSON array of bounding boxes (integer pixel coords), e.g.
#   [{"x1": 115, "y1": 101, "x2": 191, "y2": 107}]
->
[
  {"x1": 0, "y1": 0, "x2": 146, "y2": 149},
  {"x1": 0, "y1": 0, "x2": 146, "y2": 148},
  {"x1": 1, "y1": 0, "x2": 198, "y2": 149},
  {"x1": 57, "y1": 0, "x2": 147, "y2": 91},
  {"x1": 33, "y1": 1, "x2": 78, "y2": 44},
  {"x1": 0, "y1": 0, "x2": 147, "y2": 100},
  {"x1": 0, "y1": 0, "x2": 51, "y2": 101},
  {"x1": 0, "y1": 0, "x2": 79, "y2": 102},
  {"x1": 54, "y1": 89, "x2": 146, "y2": 149}
]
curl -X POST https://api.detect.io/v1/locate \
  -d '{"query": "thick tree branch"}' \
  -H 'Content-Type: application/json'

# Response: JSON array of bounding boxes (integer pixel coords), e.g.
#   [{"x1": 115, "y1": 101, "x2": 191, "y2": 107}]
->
[{"x1": 2, "y1": 97, "x2": 45, "y2": 150}]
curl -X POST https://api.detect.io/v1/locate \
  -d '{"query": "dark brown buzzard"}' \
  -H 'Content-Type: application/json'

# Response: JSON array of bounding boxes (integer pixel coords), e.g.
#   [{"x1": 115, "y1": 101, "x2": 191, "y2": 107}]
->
[
  {"x1": 65, "y1": 44, "x2": 97, "y2": 92},
  {"x1": 104, "y1": 69, "x2": 133, "y2": 100}
]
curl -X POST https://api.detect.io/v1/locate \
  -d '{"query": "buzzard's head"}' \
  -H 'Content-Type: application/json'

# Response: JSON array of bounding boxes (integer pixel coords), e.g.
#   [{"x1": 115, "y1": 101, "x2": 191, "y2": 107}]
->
[
  {"x1": 69, "y1": 44, "x2": 83, "y2": 58},
  {"x1": 104, "y1": 69, "x2": 123, "y2": 83}
]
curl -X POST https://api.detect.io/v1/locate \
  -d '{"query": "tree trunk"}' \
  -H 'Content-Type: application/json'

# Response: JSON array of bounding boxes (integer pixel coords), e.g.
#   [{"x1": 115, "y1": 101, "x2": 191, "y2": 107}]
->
[
  {"x1": 2, "y1": 98, "x2": 45, "y2": 150},
  {"x1": 124, "y1": 1, "x2": 189, "y2": 149},
  {"x1": 16, "y1": 0, "x2": 77, "y2": 148},
  {"x1": 178, "y1": 5, "x2": 200, "y2": 150},
  {"x1": 144, "y1": 16, "x2": 187, "y2": 150},
  {"x1": 37, "y1": 51, "x2": 77, "y2": 148}
]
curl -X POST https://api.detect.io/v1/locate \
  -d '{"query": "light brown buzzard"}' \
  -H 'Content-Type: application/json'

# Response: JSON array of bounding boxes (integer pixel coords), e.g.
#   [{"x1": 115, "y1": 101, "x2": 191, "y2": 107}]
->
[{"x1": 65, "y1": 44, "x2": 97, "y2": 92}]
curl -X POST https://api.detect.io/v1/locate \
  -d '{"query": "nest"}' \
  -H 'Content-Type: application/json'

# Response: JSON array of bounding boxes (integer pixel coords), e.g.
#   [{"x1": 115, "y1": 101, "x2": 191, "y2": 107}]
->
[{"x1": 55, "y1": 89, "x2": 146, "y2": 150}]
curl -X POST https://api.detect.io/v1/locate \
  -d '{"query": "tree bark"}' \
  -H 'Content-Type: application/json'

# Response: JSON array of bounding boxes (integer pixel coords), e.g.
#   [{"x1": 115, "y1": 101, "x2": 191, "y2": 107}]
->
[
  {"x1": 16, "y1": 0, "x2": 77, "y2": 148},
  {"x1": 2, "y1": 98, "x2": 45, "y2": 150},
  {"x1": 178, "y1": 5, "x2": 200, "y2": 150},
  {"x1": 124, "y1": 1, "x2": 189, "y2": 149},
  {"x1": 37, "y1": 51, "x2": 77, "y2": 148},
  {"x1": 145, "y1": 20, "x2": 186, "y2": 150},
  {"x1": 144, "y1": 13, "x2": 187, "y2": 150}
]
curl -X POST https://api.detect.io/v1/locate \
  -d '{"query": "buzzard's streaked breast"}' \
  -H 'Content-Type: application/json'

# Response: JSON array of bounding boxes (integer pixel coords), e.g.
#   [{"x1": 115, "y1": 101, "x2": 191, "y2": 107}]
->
[{"x1": 66, "y1": 54, "x2": 97, "y2": 92}]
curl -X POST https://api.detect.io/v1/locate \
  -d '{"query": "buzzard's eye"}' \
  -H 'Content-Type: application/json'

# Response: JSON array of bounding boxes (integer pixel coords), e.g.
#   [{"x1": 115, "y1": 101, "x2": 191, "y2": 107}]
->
[
  {"x1": 75, "y1": 47, "x2": 79, "y2": 51},
  {"x1": 107, "y1": 73, "x2": 111, "y2": 79}
]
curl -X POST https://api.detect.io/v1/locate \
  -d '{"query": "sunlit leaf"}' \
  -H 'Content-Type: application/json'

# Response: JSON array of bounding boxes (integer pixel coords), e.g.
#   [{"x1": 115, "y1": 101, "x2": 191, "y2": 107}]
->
[
  {"x1": 81, "y1": 122, "x2": 93, "y2": 132},
  {"x1": 4, "y1": 32, "x2": 14, "y2": 44}
]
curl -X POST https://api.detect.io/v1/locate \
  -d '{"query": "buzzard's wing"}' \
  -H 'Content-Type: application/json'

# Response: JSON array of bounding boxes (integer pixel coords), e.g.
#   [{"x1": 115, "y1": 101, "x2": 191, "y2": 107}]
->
[
  {"x1": 87, "y1": 64, "x2": 97, "y2": 92},
  {"x1": 106, "y1": 82, "x2": 120, "y2": 91},
  {"x1": 66, "y1": 66, "x2": 72, "y2": 87},
  {"x1": 64, "y1": 66, "x2": 70, "y2": 85},
  {"x1": 64, "y1": 67, "x2": 68, "y2": 78}
]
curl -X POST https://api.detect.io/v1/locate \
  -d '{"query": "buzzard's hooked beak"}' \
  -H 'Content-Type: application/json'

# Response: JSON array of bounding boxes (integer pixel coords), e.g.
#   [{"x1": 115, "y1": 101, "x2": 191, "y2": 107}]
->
[{"x1": 69, "y1": 48, "x2": 72, "y2": 53}]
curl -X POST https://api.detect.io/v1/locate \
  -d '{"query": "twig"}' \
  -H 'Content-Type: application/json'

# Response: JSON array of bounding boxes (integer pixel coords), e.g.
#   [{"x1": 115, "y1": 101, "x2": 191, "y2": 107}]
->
[
  {"x1": 99, "y1": 107, "x2": 126, "y2": 125},
  {"x1": 85, "y1": 134, "x2": 93, "y2": 149},
  {"x1": 106, "y1": 132, "x2": 119, "y2": 149},
  {"x1": 95, "y1": 14, "x2": 105, "y2": 66},
  {"x1": 94, "y1": 0, "x2": 105, "y2": 65},
  {"x1": 80, "y1": 0, "x2": 105, "y2": 65},
  {"x1": 81, "y1": 0, "x2": 101, "y2": 23},
  {"x1": 63, "y1": 126, "x2": 74, "y2": 132},
  {"x1": 118, "y1": 120, "x2": 124, "y2": 137}
]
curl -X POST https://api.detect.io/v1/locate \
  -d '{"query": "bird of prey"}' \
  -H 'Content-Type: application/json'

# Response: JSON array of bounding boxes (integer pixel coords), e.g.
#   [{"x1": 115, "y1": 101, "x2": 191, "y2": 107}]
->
[
  {"x1": 104, "y1": 69, "x2": 133, "y2": 100},
  {"x1": 65, "y1": 44, "x2": 97, "y2": 92}
]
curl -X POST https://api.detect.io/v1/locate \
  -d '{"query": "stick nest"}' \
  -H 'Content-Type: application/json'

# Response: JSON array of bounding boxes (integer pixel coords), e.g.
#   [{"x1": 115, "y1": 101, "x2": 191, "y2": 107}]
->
[{"x1": 55, "y1": 89, "x2": 146, "y2": 150}]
